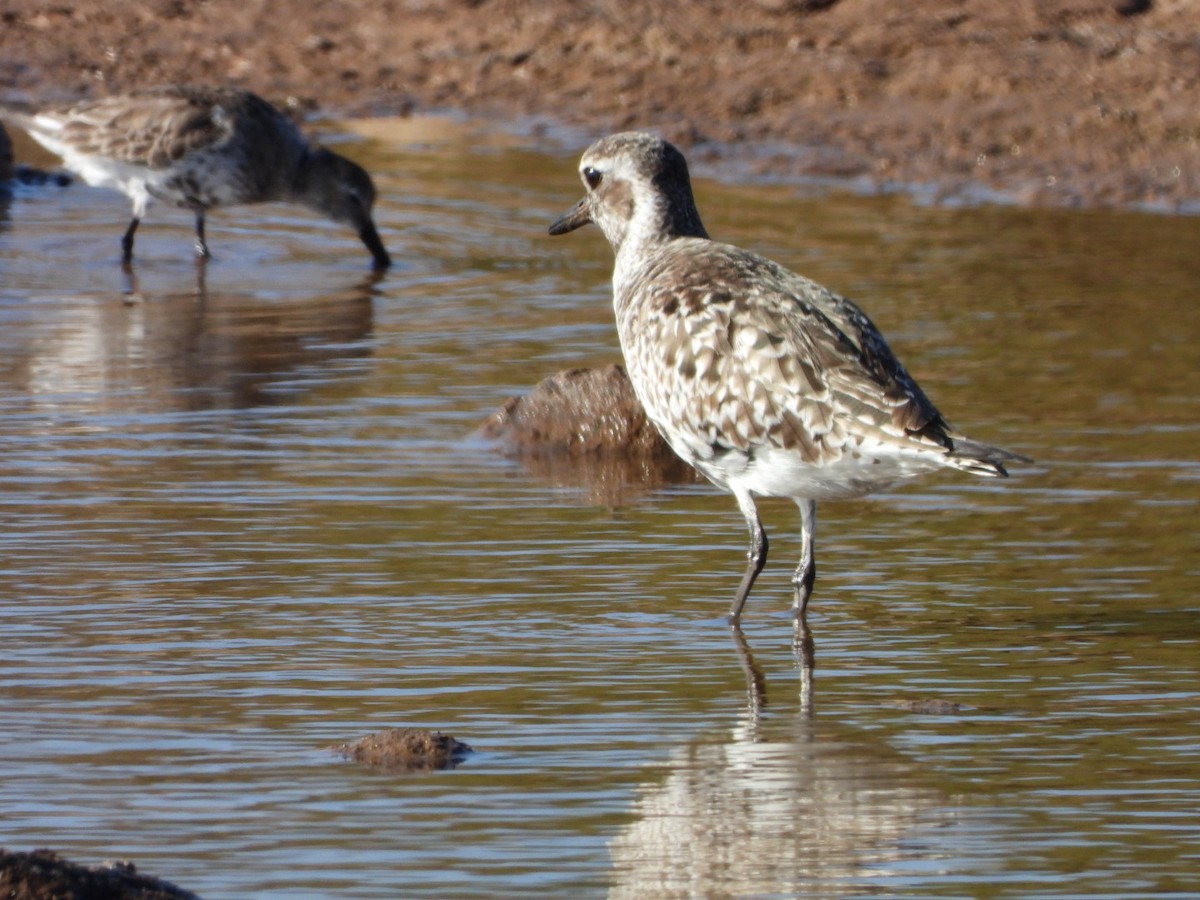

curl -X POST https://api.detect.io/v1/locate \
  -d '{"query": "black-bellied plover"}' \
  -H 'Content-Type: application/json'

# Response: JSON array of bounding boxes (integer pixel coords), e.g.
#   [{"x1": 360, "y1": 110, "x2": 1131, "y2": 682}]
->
[
  {"x1": 549, "y1": 131, "x2": 1026, "y2": 623},
  {"x1": 5, "y1": 86, "x2": 390, "y2": 268}
]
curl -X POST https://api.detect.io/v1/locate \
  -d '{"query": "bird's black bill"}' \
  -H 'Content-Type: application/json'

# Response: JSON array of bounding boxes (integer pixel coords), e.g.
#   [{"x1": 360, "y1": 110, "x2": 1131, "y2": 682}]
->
[
  {"x1": 548, "y1": 197, "x2": 592, "y2": 236},
  {"x1": 359, "y1": 220, "x2": 392, "y2": 270}
]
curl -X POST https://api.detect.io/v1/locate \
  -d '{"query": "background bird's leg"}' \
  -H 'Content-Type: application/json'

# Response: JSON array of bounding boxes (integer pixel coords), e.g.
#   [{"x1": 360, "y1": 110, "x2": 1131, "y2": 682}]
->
[
  {"x1": 728, "y1": 489, "x2": 768, "y2": 623},
  {"x1": 791, "y1": 498, "x2": 817, "y2": 616},
  {"x1": 120, "y1": 218, "x2": 140, "y2": 265},
  {"x1": 193, "y1": 210, "x2": 210, "y2": 259}
]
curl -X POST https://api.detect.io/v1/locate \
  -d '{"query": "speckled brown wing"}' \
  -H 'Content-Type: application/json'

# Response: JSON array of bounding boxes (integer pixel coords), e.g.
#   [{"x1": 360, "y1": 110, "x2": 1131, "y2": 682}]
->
[
  {"x1": 812, "y1": 283, "x2": 947, "y2": 435},
  {"x1": 616, "y1": 239, "x2": 952, "y2": 467},
  {"x1": 51, "y1": 87, "x2": 250, "y2": 169}
]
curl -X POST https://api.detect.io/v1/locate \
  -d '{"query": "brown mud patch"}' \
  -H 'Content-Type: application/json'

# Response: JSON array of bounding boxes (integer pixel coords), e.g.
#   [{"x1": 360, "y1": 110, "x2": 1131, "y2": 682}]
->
[{"x1": 1, "y1": 1, "x2": 1197, "y2": 209}]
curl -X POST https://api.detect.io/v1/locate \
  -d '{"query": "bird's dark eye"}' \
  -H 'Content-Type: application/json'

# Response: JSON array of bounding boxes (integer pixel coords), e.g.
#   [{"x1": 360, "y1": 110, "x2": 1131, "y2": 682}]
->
[{"x1": 583, "y1": 166, "x2": 603, "y2": 189}]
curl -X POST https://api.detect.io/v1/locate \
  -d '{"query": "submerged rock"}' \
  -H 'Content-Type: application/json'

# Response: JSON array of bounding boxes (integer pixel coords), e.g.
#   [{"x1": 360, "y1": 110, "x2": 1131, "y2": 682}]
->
[
  {"x1": 480, "y1": 364, "x2": 675, "y2": 458},
  {"x1": 330, "y1": 728, "x2": 473, "y2": 771},
  {"x1": 886, "y1": 698, "x2": 968, "y2": 715},
  {"x1": 478, "y1": 364, "x2": 699, "y2": 503},
  {"x1": 0, "y1": 849, "x2": 201, "y2": 900}
]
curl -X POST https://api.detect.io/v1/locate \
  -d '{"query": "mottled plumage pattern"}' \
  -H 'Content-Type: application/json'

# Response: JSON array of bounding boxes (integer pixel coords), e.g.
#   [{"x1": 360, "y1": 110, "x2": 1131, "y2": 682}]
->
[
  {"x1": 623, "y1": 245, "x2": 938, "y2": 480},
  {"x1": 49, "y1": 87, "x2": 280, "y2": 168},
  {"x1": 6, "y1": 85, "x2": 390, "y2": 268},
  {"x1": 550, "y1": 131, "x2": 1027, "y2": 622}
]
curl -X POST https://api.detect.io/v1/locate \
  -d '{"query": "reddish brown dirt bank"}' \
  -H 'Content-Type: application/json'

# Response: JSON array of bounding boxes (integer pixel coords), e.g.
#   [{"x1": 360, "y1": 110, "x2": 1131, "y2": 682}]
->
[{"x1": 2, "y1": 0, "x2": 1197, "y2": 209}]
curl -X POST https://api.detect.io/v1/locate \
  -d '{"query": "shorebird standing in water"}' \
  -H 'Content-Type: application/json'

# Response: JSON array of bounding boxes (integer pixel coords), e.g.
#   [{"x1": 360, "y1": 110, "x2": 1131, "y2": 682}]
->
[
  {"x1": 549, "y1": 132, "x2": 1026, "y2": 623},
  {"x1": 5, "y1": 85, "x2": 391, "y2": 269}
]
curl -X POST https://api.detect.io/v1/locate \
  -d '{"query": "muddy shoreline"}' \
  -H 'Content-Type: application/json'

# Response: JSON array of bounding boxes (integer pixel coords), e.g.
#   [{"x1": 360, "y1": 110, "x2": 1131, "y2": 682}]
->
[{"x1": 2, "y1": 0, "x2": 1197, "y2": 210}]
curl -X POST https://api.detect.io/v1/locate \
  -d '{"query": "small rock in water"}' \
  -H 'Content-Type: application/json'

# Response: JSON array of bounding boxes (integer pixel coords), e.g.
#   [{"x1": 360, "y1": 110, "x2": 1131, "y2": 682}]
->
[
  {"x1": 887, "y1": 698, "x2": 967, "y2": 715},
  {"x1": 0, "y1": 848, "x2": 201, "y2": 900},
  {"x1": 479, "y1": 364, "x2": 675, "y2": 458},
  {"x1": 478, "y1": 364, "x2": 699, "y2": 503},
  {"x1": 330, "y1": 728, "x2": 473, "y2": 771}
]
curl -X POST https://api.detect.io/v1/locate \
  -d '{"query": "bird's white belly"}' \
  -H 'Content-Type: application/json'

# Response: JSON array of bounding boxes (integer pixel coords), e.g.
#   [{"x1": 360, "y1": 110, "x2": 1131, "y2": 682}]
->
[
  {"x1": 684, "y1": 440, "x2": 946, "y2": 501},
  {"x1": 63, "y1": 151, "x2": 145, "y2": 191},
  {"x1": 57, "y1": 151, "x2": 166, "y2": 217},
  {"x1": 59, "y1": 148, "x2": 241, "y2": 213}
]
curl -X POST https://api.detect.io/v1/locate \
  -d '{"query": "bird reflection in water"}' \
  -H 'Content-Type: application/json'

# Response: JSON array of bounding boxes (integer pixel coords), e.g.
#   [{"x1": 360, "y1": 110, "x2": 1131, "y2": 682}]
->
[
  {"x1": 608, "y1": 617, "x2": 953, "y2": 898},
  {"x1": 729, "y1": 615, "x2": 814, "y2": 730},
  {"x1": 21, "y1": 270, "x2": 381, "y2": 415}
]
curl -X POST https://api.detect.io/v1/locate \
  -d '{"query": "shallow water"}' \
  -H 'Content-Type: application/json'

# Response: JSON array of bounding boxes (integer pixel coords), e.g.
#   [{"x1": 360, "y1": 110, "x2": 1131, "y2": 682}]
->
[{"x1": 1, "y1": 117, "x2": 1197, "y2": 899}]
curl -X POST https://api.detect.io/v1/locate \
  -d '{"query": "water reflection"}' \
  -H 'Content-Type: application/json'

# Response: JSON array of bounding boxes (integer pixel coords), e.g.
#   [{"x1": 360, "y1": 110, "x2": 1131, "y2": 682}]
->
[
  {"x1": 731, "y1": 618, "x2": 814, "y2": 725},
  {"x1": 1, "y1": 118, "x2": 1197, "y2": 898},
  {"x1": 7, "y1": 273, "x2": 379, "y2": 414},
  {"x1": 609, "y1": 623, "x2": 947, "y2": 897},
  {"x1": 497, "y1": 449, "x2": 699, "y2": 507}
]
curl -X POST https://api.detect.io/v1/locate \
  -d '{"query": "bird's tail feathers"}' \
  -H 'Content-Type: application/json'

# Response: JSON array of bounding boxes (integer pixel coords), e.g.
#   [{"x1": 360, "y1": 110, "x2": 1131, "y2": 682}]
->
[{"x1": 945, "y1": 435, "x2": 1031, "y2": 478}]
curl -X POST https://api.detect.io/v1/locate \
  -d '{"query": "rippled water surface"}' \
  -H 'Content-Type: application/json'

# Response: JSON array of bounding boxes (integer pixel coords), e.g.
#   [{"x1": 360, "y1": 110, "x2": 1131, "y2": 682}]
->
[{"x1": 1, "y1": 118, "x2": 1198, "y2": 898}]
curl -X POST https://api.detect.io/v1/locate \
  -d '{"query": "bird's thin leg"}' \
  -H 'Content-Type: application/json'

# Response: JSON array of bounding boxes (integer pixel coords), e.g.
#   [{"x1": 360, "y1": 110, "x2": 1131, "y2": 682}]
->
[
  {"x1": 193, "y1": 210, "x2": 211, "y2": 260},
  {"x1": 728, "y1": 488, "x2": 768, "y2": 624},
  {"x1": 121, "y1": 218, "x2": 140, "y2": 265},
  {"x1": 791, "y1": 498, "x2": 817, "y2": 616}
]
